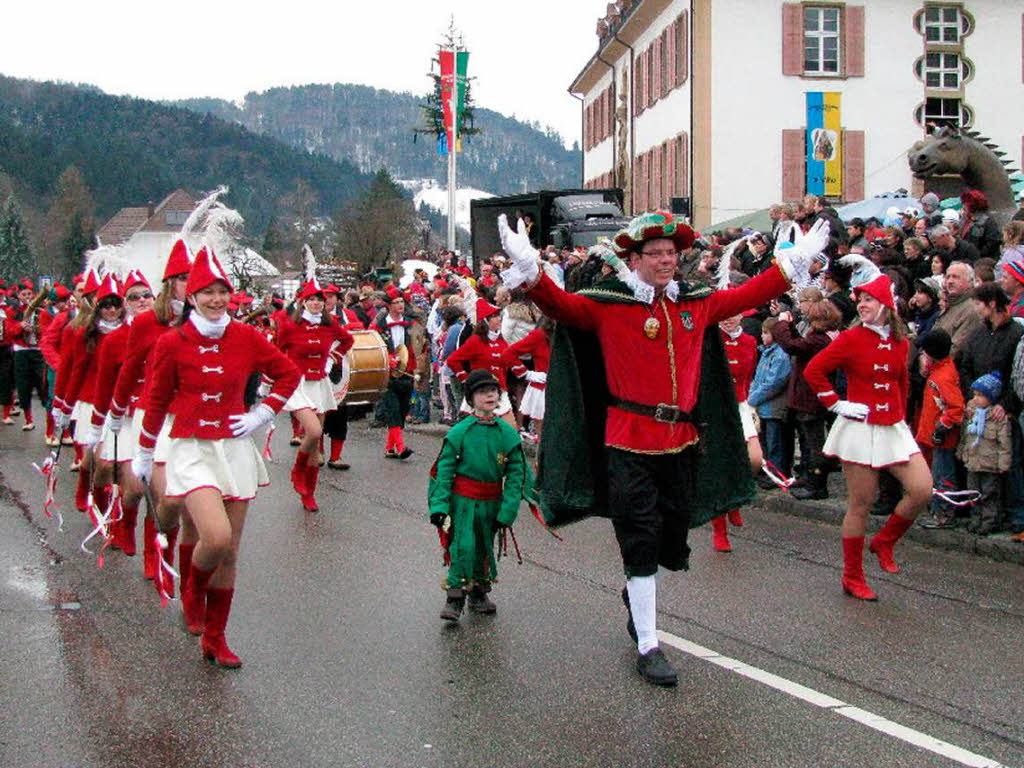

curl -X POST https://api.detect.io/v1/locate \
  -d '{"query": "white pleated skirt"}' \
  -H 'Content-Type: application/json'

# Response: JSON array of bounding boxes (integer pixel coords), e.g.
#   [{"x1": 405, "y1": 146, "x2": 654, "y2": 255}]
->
[
  {"x1": 519, "y1": 385, "x2": 546, "y2": 420},
  {"x1": 738, "y1": 400, "x2": 757, "y2": 441},
  {"x1": 165, "y1": 436, "x2": 269, "y2": 501},
  {"x1": 823, "y1": 418, "x2": 921, "y2": 469},
  {"x1": 284, "y1": 377, "x2": 334, "y2": 414},
  {"x1": 459, "y1": 390, "x2": 513, "y2": 416},
  {"x1": 98, "y1": 409, "x2": 139, "y2": 463},
  {"x1": 153, "y1": 414, "x2": 175, "y2": 464},
  {"x1": 72, "y1": 402, "x2": 93, "y2": 444}
]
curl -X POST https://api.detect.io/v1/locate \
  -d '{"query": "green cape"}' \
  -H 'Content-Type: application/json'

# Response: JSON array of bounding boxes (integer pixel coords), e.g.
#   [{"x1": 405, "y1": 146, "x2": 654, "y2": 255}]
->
[{"x1": 535, "y1": 277, "x2": 755, "y2": 529}]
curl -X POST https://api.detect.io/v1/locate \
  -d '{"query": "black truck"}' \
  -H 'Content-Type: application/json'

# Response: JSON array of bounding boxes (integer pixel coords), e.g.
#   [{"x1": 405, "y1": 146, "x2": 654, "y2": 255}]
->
[{"x1": 470, "y1": 188, "x2": 629, "y2": 259}]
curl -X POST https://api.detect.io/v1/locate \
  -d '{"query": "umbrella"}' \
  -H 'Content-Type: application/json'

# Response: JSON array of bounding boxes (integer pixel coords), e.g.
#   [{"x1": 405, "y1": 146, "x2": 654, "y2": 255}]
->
[
  {"x1": 708, "y1": 207, "x2": 775, "y2": 233},
  {"x1": 835, "y1": 193, "x2": 920, "y2": 223}
]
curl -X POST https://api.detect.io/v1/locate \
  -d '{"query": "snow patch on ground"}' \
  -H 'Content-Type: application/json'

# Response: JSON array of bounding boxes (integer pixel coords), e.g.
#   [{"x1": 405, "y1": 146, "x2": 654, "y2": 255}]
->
[{"x1": 400, "y1": 178, "x2": 494, "y2": 232}]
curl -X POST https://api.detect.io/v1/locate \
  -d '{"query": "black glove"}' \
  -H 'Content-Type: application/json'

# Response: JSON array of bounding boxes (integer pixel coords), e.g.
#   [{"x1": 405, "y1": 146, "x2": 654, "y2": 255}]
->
[
  {"x1": 329, "y1": 365, "x2": 344, "y2": 385},
  {"x1": 931, "y1": 423, "x2": 950, "y2": 446},
  {"x1": 430, "y1": 512, "x2": 448, "y2": 528}
]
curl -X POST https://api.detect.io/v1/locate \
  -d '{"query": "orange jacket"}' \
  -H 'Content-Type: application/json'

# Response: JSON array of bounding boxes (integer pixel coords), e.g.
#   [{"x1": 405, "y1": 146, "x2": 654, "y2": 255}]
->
[{"x1": 914, "y1": 356, "x2": 963, "y2": 450}]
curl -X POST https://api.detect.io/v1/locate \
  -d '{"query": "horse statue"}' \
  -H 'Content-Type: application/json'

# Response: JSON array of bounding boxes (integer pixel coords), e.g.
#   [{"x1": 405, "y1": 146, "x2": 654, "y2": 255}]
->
[{"x1": 908, "y1": 126, "x2": 1017, "y2": 227}]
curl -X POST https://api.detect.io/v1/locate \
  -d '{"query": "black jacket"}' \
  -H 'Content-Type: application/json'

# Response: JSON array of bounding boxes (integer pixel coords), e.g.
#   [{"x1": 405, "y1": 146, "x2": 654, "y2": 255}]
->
[
  {"x1": 958, "y1": 318, "x2": 1024, "y2": 414},
  {"x1": 961, "y1": 213, "x2": 1003, "y2": 261}
]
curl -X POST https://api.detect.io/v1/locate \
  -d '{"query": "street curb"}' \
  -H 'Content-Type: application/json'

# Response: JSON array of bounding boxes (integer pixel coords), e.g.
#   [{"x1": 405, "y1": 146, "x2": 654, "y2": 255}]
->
[{"x1": 762, "y1": 492, "x2": 1024, "y2": 566}]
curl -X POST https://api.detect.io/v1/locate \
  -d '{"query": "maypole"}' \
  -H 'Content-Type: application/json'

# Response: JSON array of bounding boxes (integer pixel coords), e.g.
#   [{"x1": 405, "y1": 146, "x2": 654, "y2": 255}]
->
[{"x1": 439, "y1": 18, "x2": 468, "y2": 252}]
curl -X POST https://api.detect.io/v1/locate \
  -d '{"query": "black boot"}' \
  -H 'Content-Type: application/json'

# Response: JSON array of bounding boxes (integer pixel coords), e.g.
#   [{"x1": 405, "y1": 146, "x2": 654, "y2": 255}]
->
[
  {"x1": 637, "y1": 647, "x2": 678, "y2": 686},
  {"x1": 440, "y1": 588, "x2": 465, "y2": 622},
  {"x1": 467, "y1": 584, "x2": 496, "y2": 614},
  {"x1": 621, "y1": 587, "x2": 638, "y2": 643},
  {"x1": 791, "y1": 468, "x2": 828, "y2": 500}
]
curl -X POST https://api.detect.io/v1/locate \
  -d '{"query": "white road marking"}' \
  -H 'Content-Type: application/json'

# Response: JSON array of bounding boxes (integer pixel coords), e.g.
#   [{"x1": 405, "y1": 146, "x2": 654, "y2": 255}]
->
[{"x1": 658, "y1": 630, "x2": 1006, "y2": 768}]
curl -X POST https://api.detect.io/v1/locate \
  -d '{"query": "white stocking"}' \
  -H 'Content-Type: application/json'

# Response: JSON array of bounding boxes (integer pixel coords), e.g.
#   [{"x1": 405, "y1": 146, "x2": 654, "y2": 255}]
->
[{"x1": 626, "y1": 574, "x2": 658, "y2": 654}]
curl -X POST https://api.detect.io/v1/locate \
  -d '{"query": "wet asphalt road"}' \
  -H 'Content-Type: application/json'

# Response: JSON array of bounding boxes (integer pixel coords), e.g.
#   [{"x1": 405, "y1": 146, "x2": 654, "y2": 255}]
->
[{"x1": 1, "y1": 419, "x2": 1022, "y2": 768}]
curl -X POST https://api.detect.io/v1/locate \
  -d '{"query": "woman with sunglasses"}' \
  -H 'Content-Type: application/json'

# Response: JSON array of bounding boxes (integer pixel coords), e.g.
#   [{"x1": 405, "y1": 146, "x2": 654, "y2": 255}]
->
[
  {"x1": 108, "y1": 240, "x2": 193, "y2": 591},
  {"x1": 275, "y1": 279, "x2": 354, "y2": 511},
  {"x1": 132, "y1": 247, "x2": 299, "y2": 667},
  {"x1": 87, "y1": 270, "x2": 156, "y2": 555}
]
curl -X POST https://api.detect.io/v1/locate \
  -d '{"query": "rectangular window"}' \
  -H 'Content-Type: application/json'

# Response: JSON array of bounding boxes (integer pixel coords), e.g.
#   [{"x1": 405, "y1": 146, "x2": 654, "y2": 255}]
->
[
  {"x1": 164, "y1": 210, "x2": 189, "y2": 226},
  {"x1": 924, "y1": 52, "x2": 961, "y2": 89},
  {"x1": 803, "y1": 6, "x2": 840, "y2": 75},
  {"x1": 924, "y1": 96, "x2": 962, "y2": 127},
  {"x1": 924, "y1": 5, "x2": 961, "y2": 44}
]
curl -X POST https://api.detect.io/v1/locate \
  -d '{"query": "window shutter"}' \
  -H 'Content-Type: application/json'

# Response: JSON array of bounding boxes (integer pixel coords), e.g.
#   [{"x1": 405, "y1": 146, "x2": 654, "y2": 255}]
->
[
  {"x1": 666, "y1": 138, "x2": 677, "y2": 197},
  {"x1": 677, "y1": 132, "x2": 689, "y2": 196},
  {"x1": 666, "y1": 24, "x2": 677, "y2": 91},
  {"x1": 633, "y1": 157, "x2": 643, "y2": 211},
  {"x1": 642, "y1": 152, "x2": 651, "y2": 212},
  {"x1": 842, "y1": 130, "x2": 865, "y2": 202},
  {"x1": 650, "y1": 39, "x2": 660, "y2": 106},
  {"x1": 782, "y1": 129, "x2": 806, "y2": 200},
  {"x1": 597, "y1": 92, "x2": 604, "y2": 143},
  {"x1": 782, "y1": 3, "x2": 803, "y2": 76},
  {"x1": 844, "y1": 5, "x2": 865, "y2": 77},
  {"x1": 634, "y1": 54, "x2": 644, "y2": 115},
  {"x1": 643, "y1": 47, "x2": 652, "y2": 109},
  {"x1": 653, "y1": 145, "x2": 663, "y2": 209},
  {"x1": 678, "y1": 12, "x2": 689, "y2": 85}
]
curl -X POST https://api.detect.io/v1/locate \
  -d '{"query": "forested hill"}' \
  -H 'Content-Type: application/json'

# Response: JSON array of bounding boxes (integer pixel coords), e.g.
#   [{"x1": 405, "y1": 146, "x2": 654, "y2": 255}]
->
[
  {"x1": 172, "y1": 83, "x2": 580, "y2": 195},
  {"x1": 0, "y1": 75, "x2": 370, "y2": 233}
]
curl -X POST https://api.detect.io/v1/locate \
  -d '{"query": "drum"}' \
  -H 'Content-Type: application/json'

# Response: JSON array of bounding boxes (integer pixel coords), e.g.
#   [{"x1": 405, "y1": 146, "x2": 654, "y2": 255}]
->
[{"x1": 343, "y1": 329, "x2": 390, "y2": 405}]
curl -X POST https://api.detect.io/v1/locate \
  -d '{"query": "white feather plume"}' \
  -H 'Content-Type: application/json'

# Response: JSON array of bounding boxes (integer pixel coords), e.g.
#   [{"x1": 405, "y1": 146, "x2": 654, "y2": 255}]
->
[
  {"x1": 303, "y1": 244, "x2": 317, "y2": 282},
  {"x1": 717, "y1": 236, "x2": 748, "y2": 291},
  {"x1": 838, "y1": 253, "x2": 881, "y2": 288},
  {"x1": 180, "y1": 186, "x2": 229, "y2": 238},
  {"x1": 83, "y1": 244, "x2": 130, "y2": 278},
  {"x1": 773, "y1": 218, "x2": 831, "y2": 287},
  {"x1": 588, "y1": 241, "x2": 631, "y2": 282},
  {"x1": 399, "y1": 258, "x2": 439, "y2": 289}
]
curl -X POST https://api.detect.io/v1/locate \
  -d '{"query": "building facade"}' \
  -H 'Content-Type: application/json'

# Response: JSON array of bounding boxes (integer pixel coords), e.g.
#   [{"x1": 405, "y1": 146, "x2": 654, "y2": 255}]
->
[{"x1": 573, "y1": 0, "x2": 1024, "y2": 228}]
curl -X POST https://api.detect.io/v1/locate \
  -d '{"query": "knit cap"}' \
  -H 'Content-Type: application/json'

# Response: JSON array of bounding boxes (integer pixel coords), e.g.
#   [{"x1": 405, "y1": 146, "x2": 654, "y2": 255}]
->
[
  {"x1": 920, "y1": 328, "x2": 951, "y2": 361},
  {"x1": 970, "y1": 371, "x2": 1002, "y2": 403}
]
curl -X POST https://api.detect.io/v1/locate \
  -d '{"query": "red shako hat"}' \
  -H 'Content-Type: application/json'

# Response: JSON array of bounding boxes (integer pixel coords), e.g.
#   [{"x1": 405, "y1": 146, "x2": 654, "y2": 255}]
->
[
  {"x1": 81, "y1": 268, "x2": 102, "y2": 296},
  {"x1": 95, "y1": 273, "x2": 123, "y2": 302},
  {"x1": 296, "y1": 278, "x2": 325, "y2": 301},
  {"x1": 52, "y1": 284, "x2": 71, "y2": 301},
  {"x1": 162, "y1": 239, "x2": 193, "y2": 281},
  {"x1": 385, "y1": 285, "x2": 402, "y2": 301},
  {"x1": 323, "y1": 283, "x2": 340, "y2": 296},
  {"x1": 475, "y1": 298, "x2": 501, "y2": 321},
  {"x1": 123, "y1": 269, "x2": 151, "y2": 294},
  {"x1": 186, "y1": 246, "x2": 233, "y2": 295},
  {"x1": 852, "y1": 274, "x2": 895, "y2": 310}
]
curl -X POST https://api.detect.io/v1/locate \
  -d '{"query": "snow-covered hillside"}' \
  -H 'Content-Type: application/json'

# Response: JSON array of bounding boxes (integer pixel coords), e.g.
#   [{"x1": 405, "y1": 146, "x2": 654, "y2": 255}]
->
[{"x1": 400, "y1": 179, "x2": 494, "y2": 232}]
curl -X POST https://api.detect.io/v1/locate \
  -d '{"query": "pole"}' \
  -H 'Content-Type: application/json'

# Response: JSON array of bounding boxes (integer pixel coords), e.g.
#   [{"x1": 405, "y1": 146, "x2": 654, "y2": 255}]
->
[{"x1": 447, "y1": 46, "x2": 458, "y2": 252}]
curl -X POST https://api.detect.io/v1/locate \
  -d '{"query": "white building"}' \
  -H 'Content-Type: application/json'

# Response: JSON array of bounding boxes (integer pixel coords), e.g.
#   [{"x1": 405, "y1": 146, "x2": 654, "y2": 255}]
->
[{"x1": 572, "y1": 0, "x2": 1024, "y2": 228}]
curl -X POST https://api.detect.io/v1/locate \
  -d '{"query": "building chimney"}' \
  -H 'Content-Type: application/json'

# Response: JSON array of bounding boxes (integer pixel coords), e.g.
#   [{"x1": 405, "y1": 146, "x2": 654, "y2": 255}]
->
[{"x1": 147, "y1": 201, "x2": 155, "y2": 218}]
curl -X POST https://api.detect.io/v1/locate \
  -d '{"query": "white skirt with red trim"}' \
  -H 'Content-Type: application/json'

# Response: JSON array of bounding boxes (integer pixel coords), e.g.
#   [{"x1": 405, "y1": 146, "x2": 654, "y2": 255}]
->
[
  {"x1": 823, "y1": 418, "x2": 920, "y2": 469},
  {"x1": 72, "y1": 402, "x2": 93, "y2": 444},
  {"x1": 284, "y1": 377, "x2": 334, "y2": 413},
  {"x1": 98, "y1": 411, "x2": 138, "y2": 463},
  {"x1": 518, "y1": 385, "x2": 546, "y2": 420},
  {"x1": 153, "y1": 414, "x2": 175, "y2": 464},
  {"x1": 165, "y1": 435, "x2": 269, "y2": 501},
  {"x1": 738, "y1": 400, "x2": 757, "y2": 441}
]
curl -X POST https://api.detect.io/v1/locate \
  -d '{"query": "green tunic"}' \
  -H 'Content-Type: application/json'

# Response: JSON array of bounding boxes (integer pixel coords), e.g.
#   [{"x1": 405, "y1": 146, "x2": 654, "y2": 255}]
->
[{"x1": 428, "y1": 414, "x2": 530, "y2": 589}]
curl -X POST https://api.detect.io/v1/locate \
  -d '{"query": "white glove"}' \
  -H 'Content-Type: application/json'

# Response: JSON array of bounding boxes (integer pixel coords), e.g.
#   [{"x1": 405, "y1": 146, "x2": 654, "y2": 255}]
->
[
  {"x1": 51, "y1": 408, "x2": 70, "y2": 431},
  {"x1": 132, "y1": 447, "x2": 154, "y2": 483},
  {"x1": 829, "y1": 400, "x2": 870, "y2": 420},
  {"x1": 80, "y1": 423, "x2": 102, "y2": 448},
  {"x1": 524, "y1": 370, "x2": 548, "y2": 384},
  {"x1": 497, "y1": 214, "x2": 540, "y2": 289},
  {"x1": 774, "y1": 218, "x2": 831, "y2": 285},
  {"x1": 324, "y1": 357, "x2": 335, "y2": 376},
  {"x1": 228, "y1": 403, "x2": 275, "y2": 438},
  {"x1": 105, "y1": 412, "x2": 124, "y2": 434},
  {"x1": 257, "y1": 381, "x2": 271, "y2": 399}
]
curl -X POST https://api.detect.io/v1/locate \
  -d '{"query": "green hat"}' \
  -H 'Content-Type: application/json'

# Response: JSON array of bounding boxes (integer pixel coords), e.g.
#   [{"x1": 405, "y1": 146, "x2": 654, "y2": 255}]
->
[{"x1": 612, "y1": 210, "x2": 696, "y2": 257}]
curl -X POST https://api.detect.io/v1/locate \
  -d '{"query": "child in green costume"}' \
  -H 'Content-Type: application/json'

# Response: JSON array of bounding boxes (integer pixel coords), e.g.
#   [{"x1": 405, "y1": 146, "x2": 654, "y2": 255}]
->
[{"x1": 428, "y1": 369, "x2": 531, "y2": 621}]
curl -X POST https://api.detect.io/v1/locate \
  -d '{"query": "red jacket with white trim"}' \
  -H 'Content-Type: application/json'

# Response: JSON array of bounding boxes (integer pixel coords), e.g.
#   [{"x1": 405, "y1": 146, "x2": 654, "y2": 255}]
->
[
  {"x1": 720, "y1": 329, "x2": 757, "y2": 402},
  {"x1": 275, "y1": 315, "x2": 354, "y2": 381},
  {"x1": 90, "y1": 323, "x2": 135, "y2": 426},
  {"x1": 139, "y1": 320, "x2": 300, "y2": 447},
  {"x1": 445, "y1": 334, "x2": 510, "y2": 390},
  {"x1": 501, "y1": 327, "x2": 550, "y2": 391},
  {"x1": 803, "y1": 325, "x2": 910, "y2": 426},
  {"x1": 111, "y1": 310, "x2": 173, "y2": 418},
  {"x1": 39, "y1": 309, "x2": 70, "y2": 369}
]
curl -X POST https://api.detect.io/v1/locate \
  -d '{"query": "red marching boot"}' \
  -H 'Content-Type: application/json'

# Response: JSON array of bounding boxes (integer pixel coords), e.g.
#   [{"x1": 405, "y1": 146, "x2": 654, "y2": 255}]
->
[
  {"x1": 726, "y1": 509, "x2": 744, "y2": 527},
  {"x1": 182, "y1": 564, "x2": 214, "y2": 636},
  {"x1": 841, "y1": 536, "x2": 878, "y2": 601},
  {"x1": 117, "y1": 502, "x2": 139, "y2": 556},
  {"x1": 291, "y1": 451, "x2": 310, "y2": 496},
  {"x1": 156, "y1": 526, "x2": 179, "y2": 598},
  {"x1": 74, "y1": 468, "x2": 91, "y2": 512},
  {"x1": 201, "y1": 587, "x2": 242, "y2": 668},
  {"x1": 301, "y1": 462, "x2": 320, "y2": 512},
  {"x1": 143, "y1": 516, "x2": 158, "y2": 580},
  {"x1": 711, "y1": 515, "x2": 732, "y2": 552},
  {"x1": 178, "y1": 542, "x2": 195, "y2": 597},
  {"x1": 869, "y1": 514, "x2": 914, "y2": 574}
]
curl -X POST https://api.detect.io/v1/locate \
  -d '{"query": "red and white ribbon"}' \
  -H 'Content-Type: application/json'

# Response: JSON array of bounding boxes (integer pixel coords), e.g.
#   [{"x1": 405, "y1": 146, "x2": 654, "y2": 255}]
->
[
  {"x1": 932, "y1": 488, "x2": 981, "y2": 507},
  {"x1": 262, "y1": 422, "x2": 276, "y2": 461},
  {"x1": 32, "y1": 452, "x2": 64, "y2": 530},
  {"x1": 81, "y1": 489, "x2": 118, "y2": 568},
  {"x1": 761, "y1": 460, "x2": 795, "y2": 490},
  {"x1": 153, "y1": 532, "x2": 180, "y2": 608}
]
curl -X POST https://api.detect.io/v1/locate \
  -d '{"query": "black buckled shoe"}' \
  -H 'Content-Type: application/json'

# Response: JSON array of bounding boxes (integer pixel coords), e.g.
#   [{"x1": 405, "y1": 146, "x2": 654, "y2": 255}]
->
[
  {"x1": 637, "y1": 647, "x2": 678, "y2": 686},
  {"x1": 440, "y1": 588, "x2": 465, "y2": 622},
  {"x1": 467, "y1": 585, "x2": 496, "y2": 614},
  {"x1": 621, "y1": 587, "x2": 638, "y2": 643}
]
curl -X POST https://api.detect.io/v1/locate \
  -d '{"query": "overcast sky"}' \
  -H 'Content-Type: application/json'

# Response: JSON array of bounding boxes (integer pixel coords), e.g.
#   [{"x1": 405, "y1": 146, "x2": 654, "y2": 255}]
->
[{"x1": 2, "y1": 0, "x2": 605, "y2": 148}]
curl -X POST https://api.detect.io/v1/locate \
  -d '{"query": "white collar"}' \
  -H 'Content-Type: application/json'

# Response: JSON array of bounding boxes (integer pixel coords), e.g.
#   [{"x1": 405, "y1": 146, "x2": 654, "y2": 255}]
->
[
  {"x1": 864, "y1": 323, "x2": 890, "y2": 340},
  {"x1": 625, "y1": 272, "x2": 679, "y2": 305},
  {"x1": 189, "y1": 311, "x2": 231, "y2": 339},
  {"x1": 723, "y1": 326, "x2": 743, "y2": 340},
  {"x1": 171, "y1": 299, "x2": 185, "y2": 317},
  {"x1": 301, "y1": 310, "x2": 322, "y2": 324},
  {"x1": 97, "y1": 319, "x2": 123, "y2": 334}
]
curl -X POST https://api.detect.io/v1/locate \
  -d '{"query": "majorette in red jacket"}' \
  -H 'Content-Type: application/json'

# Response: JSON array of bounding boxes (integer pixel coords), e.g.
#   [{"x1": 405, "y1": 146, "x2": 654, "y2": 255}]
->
[
  {"x1": 56, "y1": 324, "x2": 122, "y2": 413},
  {"x1": 803, "y1": 325, "x2": 910, "y2": 426},
  {"x1": 720, "y1": 329, "x2": 757, "y2": 402},
  {"x1": 110, "y1": 310, "x2": 174, "y2": 419},
  {"x1": 275, "y1": 314, "x2": 354, "y2": 381},
  {"x1": 90, "y1": 323, "x2": 136, "y2": 426},
  {"x1": 139, "y1": 320, "x2": 300, "y2": 447},
  {"x1": 39, "y1": 309, "x2": 71, "y2": 370},
  {"x1": 445, "y1": 333, "x2": 510, "y2": 390},
  {"x1": 501, "y1": 327, "x2": 550, "y2": 391}
]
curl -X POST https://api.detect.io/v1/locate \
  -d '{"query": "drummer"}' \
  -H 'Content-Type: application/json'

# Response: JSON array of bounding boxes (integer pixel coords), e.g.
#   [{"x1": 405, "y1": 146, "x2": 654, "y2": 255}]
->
[
  {"x1": 371, "y1": 291, "x2": 417, "y2": 459},
  {"x1": 275, "y1": 279, "x2": 354, "y2": 511},
  {"x1": 322, "y1": 284, "x2": 364, "y2": 470}
]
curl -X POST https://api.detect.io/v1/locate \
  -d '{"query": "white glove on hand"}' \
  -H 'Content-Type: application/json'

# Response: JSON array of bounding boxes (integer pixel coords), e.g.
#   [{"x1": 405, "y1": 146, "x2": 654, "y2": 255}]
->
[
  {"x1": 80, "y1": 423, "x2": 102, "y2": 448},
  {"x1": 105, "y1": 412, "x2": 124, "y2": 434},
  {"x1": 257, "y1": 381, "x2": 271, "y2": 399},
  {"x1": 51, "y1": 408, "x2": 70, "y2": 432},
  {"x1": 132, "y1": 447, "x2": 154, "y2": 483},
  {"x1": 524, "y1": 370, "x2": 548, "y2": 384},
  {"x1": 829, "y1": 400, "x2": 870, "y2": 420},
  {"x1": 497, "y1": 214, "x2": 540, "y2": 289},
  {"x1": 229, "y1": 403, "x2": 275, "y2": 439},
  {"x1": 324, "y1": 357, "x2": 335, "y2": 376}
]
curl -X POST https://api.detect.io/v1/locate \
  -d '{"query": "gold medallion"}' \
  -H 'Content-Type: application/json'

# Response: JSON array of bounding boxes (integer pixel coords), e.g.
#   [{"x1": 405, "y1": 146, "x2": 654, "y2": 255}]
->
[{"x1": 643, "y1": 317, "x2": 660, "y2": 339}]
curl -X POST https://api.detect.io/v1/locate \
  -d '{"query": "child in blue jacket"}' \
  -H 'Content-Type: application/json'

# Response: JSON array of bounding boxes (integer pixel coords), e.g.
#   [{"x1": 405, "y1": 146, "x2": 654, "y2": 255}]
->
[{"x1": 748, "y1": 318, "x2": 792, "y2": 479}]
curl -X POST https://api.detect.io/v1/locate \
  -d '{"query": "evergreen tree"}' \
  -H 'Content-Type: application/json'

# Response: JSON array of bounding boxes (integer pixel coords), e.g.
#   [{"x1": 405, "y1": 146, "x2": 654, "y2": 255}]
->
[
  {"x1": 59, "y1": 210, "x2": 95, "y2": 284},
  {"x1": 0, "y1": 196, "x2": 36, "y2": 283},
  {"x1": 261, "y1": 215, "x2": 286, "y2": 268},
  {"x1": 333, "y1": 168, "x2": 418, "y2": 271}
]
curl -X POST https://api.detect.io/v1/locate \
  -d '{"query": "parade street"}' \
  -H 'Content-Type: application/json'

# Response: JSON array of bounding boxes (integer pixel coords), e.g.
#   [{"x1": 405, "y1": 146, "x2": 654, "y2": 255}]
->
[{"x1": 2, "y1": 421, "x2": 1021, "y2": 768}]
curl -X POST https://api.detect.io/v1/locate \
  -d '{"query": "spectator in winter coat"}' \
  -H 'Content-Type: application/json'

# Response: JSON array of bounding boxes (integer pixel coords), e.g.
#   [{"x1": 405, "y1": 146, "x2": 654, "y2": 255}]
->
[
  {"x1": 958, "y1": 190, "x2": 1003, "y2": 261},
  {"x1": 846, "y1": 218, "x2": 868, "y2": 251},
  {"x1": 1013, "y1": 191, "x2": 1024, "y2": 222},
  {"x1": 930, "y1": 225, "x2": 981, "y2": 265},
  {"x1": 934, "y1": 262, "x2": 983, "y2": 364},
  {"x1": 914, "y1": 330, "x2": 964, "y2": 529},
  {"x1": 903, "y1": 237, "x2": 932, "y2": 281},
  {"x1": 821, "y1": 261, "x2": 856, "y2": 327},
  {"x1": 957, "y1": 372, "x2": 1012, "y2": 535},
  {"x1": 748, "y1": 317, "x2": 793, "y2": 480},
  {"x1": 957, "y1": 282, "x2": 1023, "y2": 416},
  {"x1": 920, "y1": 192, "x2": 943, "y2": 227},
  {"x1": 995, "y1": 221, "x2": 1024, "y2": 281}
]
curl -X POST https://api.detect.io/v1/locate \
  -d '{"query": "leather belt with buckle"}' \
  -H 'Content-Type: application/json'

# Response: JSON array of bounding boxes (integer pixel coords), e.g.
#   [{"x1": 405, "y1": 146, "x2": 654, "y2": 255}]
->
[{"x1": 609, "y1": 397, "x2": 692, "y2": 424}]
